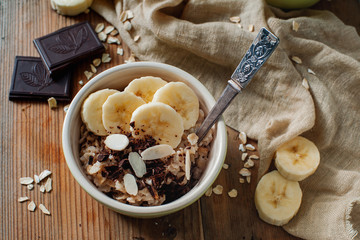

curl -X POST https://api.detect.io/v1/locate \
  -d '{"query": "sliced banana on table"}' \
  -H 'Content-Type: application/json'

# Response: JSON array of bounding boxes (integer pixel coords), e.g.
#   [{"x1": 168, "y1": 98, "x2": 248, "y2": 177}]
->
[
  {"x1": 124, "y1": 76, "x2": 167, "y2": 103},
  {"x1": 102, "y1": 92, "x2": 145, "y2": 134},
  {"x1": 275, "y1": 136, "x2": 320, "y2": 181},
  {"x1": 81, "y1": 89, "x2": 118, "y2": 136},
  {"x1": 152, "y1": 82, "x2": 199, "y2": 130},
  {"x1": 255, "y1": 170, "x2": 302, "y2": 226},
  {"x1": 130, "y1": 102, "x2": 184, "y2": 148},
  {"x1": 51, "y1": 0, "x2": 93, "y2": 16}
]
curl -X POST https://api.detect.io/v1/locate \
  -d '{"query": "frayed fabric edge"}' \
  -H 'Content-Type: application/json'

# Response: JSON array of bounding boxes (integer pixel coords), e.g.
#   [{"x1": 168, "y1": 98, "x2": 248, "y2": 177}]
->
[{"x1": 346, "y1": 198, "x2": 360, "y2": 240}]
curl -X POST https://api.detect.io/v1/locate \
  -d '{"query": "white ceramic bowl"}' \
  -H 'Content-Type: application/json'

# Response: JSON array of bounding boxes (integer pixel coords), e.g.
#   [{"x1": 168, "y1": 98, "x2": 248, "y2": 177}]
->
[{"x1": 62, "y1": 62, "x2": 227, "y2": 218}]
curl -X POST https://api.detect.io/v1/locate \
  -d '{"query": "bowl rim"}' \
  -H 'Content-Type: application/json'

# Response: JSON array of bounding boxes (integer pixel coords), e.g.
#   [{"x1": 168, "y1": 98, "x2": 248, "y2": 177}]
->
[{"x1": 62, "y1": 62, "x2": 227, "y2": 217}]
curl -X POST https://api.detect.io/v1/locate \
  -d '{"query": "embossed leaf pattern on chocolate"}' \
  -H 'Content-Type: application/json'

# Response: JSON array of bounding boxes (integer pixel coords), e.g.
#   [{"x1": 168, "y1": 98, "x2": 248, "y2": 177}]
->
[
  {"x1": 20, "y1": 63, "x2": 53, "y2": 90},
  {"x1": 49, "y1": 26, "x2": 89, "y2": 54}
]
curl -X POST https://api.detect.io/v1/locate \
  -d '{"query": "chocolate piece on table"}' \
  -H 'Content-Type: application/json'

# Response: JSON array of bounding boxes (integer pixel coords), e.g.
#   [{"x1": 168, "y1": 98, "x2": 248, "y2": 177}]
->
[
  {"x1": 9, "y1": 56, "x2": 71, "y2": 101},
  {"x1": 33, "y1": 21, "x2": 104, "y2": 74}
]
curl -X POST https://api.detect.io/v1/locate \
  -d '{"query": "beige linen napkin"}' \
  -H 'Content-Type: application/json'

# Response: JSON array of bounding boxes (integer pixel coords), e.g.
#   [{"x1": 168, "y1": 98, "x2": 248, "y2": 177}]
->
[{"x1": 91, "y1": 0, "x2": 360, "y2": 239}]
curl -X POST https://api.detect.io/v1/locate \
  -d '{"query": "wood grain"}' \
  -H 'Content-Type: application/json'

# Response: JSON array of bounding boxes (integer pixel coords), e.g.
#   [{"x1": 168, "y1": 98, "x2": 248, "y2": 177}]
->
[{"x1": 0, "y1": 0, "x2": 358, "y2": 239}]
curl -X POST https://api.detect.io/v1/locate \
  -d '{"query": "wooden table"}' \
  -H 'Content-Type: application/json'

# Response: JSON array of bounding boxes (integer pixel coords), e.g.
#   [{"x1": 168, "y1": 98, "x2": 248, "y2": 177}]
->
[{"x1": 1, "y1": 0, "x2": 359, "y2": 239}]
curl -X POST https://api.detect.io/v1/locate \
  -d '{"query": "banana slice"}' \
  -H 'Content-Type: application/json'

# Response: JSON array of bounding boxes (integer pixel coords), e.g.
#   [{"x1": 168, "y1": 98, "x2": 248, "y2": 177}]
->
[
  {"x1": 130, "y1": 102, "x2": 184, "y2": 148},
  {"x1": 124, "y1": 76, "x2": 167, "y2": 103},
  {"x1": 51, "y1": 0, "x2": 93, "y2": 16},
  {"x1": 81, "y1": 89, "x2": 118, "y2": 136},
  {"x1": 102, "y1": 92, "x2": 145, "y2": 134},
  {"x1": 255, "y1": 170, "x2": 302, "y2": 226},
  {"x1": 275, "y1": 136, "x2": 320, "y2": 181},
  {"x1": 152, "y1": 82, "x2": 199, "y2": 130}
]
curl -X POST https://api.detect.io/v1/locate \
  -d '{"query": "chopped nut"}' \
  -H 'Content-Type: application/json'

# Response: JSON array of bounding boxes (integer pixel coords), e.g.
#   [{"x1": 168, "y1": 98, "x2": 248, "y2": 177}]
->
[
  {"x1": 39, "y1": 170, "x2": 52, "y2": 182},
  {"x1": 291, "y1": 56, "x2": 302, "y2": 64},
  {"x1": 93, "y1": 58, "x2": 101, "y2": 67},
  {"x1": 245, "y1": 144, "x2": 255, "y2": 151},
  {"x1": 78, "y1": 80, "x2": 84, "y2": 86},
  {"x1": 246, "y1": 176, "x2": 251, "y2": 183},
  {"x1": 104, "y1": 25, "x2": 115, "y2": 34},
  {"x1": 302, "y1": 78, "x2": 310, "y2": 90},
  {"x1": 19, "y1": 177, "x2": 34, "y2": 185},
  {"x1": 18, "y1": 196, "x2": 30, "y2": 202},
  {"x1": 117, "y1": 47, "x2": 124, "y2": 55},
  {"x1": 222, "y1": 163, "x2": 229, "y2": 169},
  {"x1": 187, "y1": 133, "x2": 199, "y2": 145},
  {"x1": 95, "y1": 23, "x2": 105, "y2": 33},
  {"x1": 292, "y1": 20, "x2": 300, "y2": 32},
  {"x1": 90, "y1": 64, "x2": 97, "y2": 73},
  {"x1": 308, "y1": 68, "x2": 316, "y2": 75},
  {"x1": 239, "y1": 143, "x2": 246, "y2": 152},
  {"x1": 124, "y1": 21, "x2": 132, "y2": 31},
  {"x1": 39, "y1": 204, "x2": 51, "y2": 215},
  {"x1": 239, "y1": 168, "x2": 251, "y2": 177},
  {"x1": 239, "y1": 178, "x2": 245, "y2": 184},
  {"x1": 28, "y1": 201, "x2": 36, "y2": 211},
  {"x1": 126, "y1": 10, "x2": 134, "y2": 19},
  {"x1": 107, "y1": 36, "x2": 120, "y2": 44},
  {"x1": 27, "y1": 184, "x2": 34, "y2": 190},
  {"x1": 134, "y1": 35, "x2": 140, "y2": 42},
  {"x1": 228, "y1": 189, "x2": 238, "y2": 198},
  {"x1": 39, "y1": 185, "x2": 46, "y2": 193},
  {"x1": 244, "y1": 159, "x2": 254, "y2": 168},
  {"x1": 84, "y1": 70, "x2": 93, "y2": 80},
  {"x1": 98, "y1": 32, "x2": 107, "y2": 42},
  {"x1": 239, "y1": 131, "x2": 247, "y2": 144},
  {"x1": 84, "y1": 8, "x2": 90, "y2": 14},
  {"x1": 205, "y1": 187, "x2": 212, "y2": 197},
  {"x1": 212, "y1": 185, "x2": 223, "y2": 195},
  {"x1": 110, "y1": 29, "x2": 119, "y2": 36},
  {"x1": 45, "y1": 177, "x2": 52, "y2": 192},
  {"x1": 101, "y1": 53, "x2": 111, "y2": 63},
  {"x1": 63, "y1": 104, "x2": 70, "y2": 113},
  {"x1": 230, "y1": 16, "x2": 241, "y2": 23},
  {"x1": 47, "y1": 97, "x2": 57, "y2": 109},
  {"x1": 249, "y1": 155, "x2": 259, "y2": 160},
  {"x1": 241, "y1": 153, "x2": 248, "y2": 161},
  {"x1": 34, "y1": 174, "x2": 40, "y2": 183},
  {"x1": 248, "y1": 24, "x2": 254, "y2": 32}
]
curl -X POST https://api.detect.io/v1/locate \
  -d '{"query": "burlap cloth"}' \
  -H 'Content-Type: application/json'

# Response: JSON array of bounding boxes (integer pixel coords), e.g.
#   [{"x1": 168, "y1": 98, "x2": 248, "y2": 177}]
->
[{"x1": 91, "y1": 0, "x2": 360, "y2": 239}]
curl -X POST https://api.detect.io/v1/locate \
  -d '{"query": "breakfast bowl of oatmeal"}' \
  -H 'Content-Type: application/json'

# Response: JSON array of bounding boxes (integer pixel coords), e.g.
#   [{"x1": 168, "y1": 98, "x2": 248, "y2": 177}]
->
[{"x1": 62, "y1": 62, "x2": 227, "y2": 217}]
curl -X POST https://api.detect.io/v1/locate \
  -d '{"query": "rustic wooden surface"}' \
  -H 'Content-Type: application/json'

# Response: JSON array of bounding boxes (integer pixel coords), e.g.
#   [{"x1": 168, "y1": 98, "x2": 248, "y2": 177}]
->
[{"x1": 0, "y1": 0, "x2": 359, "y2": 239}]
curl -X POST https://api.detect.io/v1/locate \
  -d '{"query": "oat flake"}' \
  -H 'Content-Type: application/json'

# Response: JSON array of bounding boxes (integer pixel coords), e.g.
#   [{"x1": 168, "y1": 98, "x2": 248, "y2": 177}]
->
[
  {"x1": 228, "y1": 189, "x2": 238, "y2": 198},
  {"x1": 239, "y1": 168, "x2": 251, "y2": 177},
  {"x1": 205, "y1": 187, "x2": 212, "y2": 197},
  {"x1": 212, "y1": 185, "x2": 223, "y2": 195},
  {"x1": 222, "y1": 163, "x2": 229, "y2": 169},
  {"x1": 39, "y1": 204, "x2": 51, "y2": 215},
  {"x1": 95, "y1": 23, "x2": 104, "y2": 33},
  {"x1": 28, "y1": 201, "x2": 36, "y2": 211},
  {"x1": 19, "y1": 177, "x2": 34, "y2": 185}
]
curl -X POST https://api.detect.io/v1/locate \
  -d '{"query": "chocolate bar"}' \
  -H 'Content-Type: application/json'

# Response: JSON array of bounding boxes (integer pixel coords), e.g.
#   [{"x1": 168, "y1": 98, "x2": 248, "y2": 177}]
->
[
  {"x1": 9, "y1": 56, "x2": 71, "y2": 101},
  {"x1": 33, "y1": 21, "x2": 104, "y2": 74}
]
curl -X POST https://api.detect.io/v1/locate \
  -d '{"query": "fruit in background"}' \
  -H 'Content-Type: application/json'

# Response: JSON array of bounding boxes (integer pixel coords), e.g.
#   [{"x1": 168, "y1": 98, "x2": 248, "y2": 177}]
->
[
  {"x1": 50, "y1": 0, "x2": 93, "y2": 16},
  {"x1": 275, "y1": 136, "x2": 320, "y2": 181},
  {"x1": 255, "y1": 170, "x2": 302, "y2": 226},
  {"x1": 130, "y1": 102, "x2": 184, "y2": 148},
  {"x1": 153, "y1": 82, "x2": 199, "y2": 130},
  {"x1": 124, "y1": 76, "x2": 167, "y2": 103},
  {"x1": 81, "y1": 89, "x2": 118, "y2": 136},
  {"x1": 266, "y1": 0, "x2": 319, "y2": 9},
  {"x1": 102, "y1": 92, "x2": 145, "y2": 134}
]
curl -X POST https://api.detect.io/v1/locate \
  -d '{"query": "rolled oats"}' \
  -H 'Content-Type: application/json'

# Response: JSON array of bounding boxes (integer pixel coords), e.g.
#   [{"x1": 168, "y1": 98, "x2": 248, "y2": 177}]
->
[
  {"x1": 291, "y1": 56, "x2": 302, "y2": 64},
  {"x1": 19, "y1": 177, "x2": 34, "y2": 185},
  {"x1": 228, "y1": 189, "x2": 238, "y2": 198},
  {"x1": 212, "y1": 185, "x2": 223, "y2": 195},
  {"x1": 39, "y1": 204, "x2": 50, "y2": 215},
  {"x1": 239, "y1": 168, "x2": 251, "y2": 177},
  {"x1": 18, "y1": 196, "x2": 30, "y2": 202},
  {"x1": 239, "y1": 131, "x2": 247, "y2": 144},
  {"x1": 95, "y1": 23, "x2": 104, "y2": 33},
  {"x1": 28, "y1": 201, "x2": 36, "y2": 211}
]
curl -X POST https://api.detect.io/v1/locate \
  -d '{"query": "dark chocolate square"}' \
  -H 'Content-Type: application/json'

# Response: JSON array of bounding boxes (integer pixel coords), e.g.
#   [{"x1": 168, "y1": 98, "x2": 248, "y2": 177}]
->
[
  {"x1": 33, "y1": 21, "x2": 104, "y2": 74},
  {"x1": 9, "y1": 56, "x2": 71, "y2": 101}
]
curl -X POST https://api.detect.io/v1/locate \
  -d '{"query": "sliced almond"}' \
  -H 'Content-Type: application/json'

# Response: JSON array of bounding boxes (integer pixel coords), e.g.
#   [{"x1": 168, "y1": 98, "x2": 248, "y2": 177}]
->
[
  {"x1": 39, "y1": 170, "x2": 52, "y2": 182},
  {"x1": 187, "y1": 133, "x2": 199, "y2": 145},
  {"x1": 104, "y1": 25, "x2": 115, "y2": 34},
  {"x1": 291, "y1": 56, "x2": 302, "y2": 64},
  {"x1": 28, "y1": 201, "x2": 36, "y2": 211},
  {"x1": 90, "y1": 64, "x2": 97, "y2": 74},
  {"x1": 308, "y1": 68, "x2": 316, "y2": 75},
  {"x1": 239, "y1": 131, "x2": 247, "y2": 144},
  {"x1": 84, "y1": 70, "x2": 93, "y2": 80},
  {"x1": 239, "y1": 143, "x2": 246, "y2": 152},
  {"x1": 104, "y1": 134, "x2": 129, "y2": 151},
  {"x1": 141, "y1": 144, "x2": 175, "y2": 160},
  {"x1": 249, "y1": 155, "x2": 259, "y2": 160},
  {"x1": 88, "y1": 161, "x2": 102, "y2": 175},
  {"x1": 212, "y1": 185, "x2": 223, "y2": 195},
  {"x1": 93, "y1": 58, "x2": 101, "y2": 67},
  {"x1": 239, "y1": 178, "x2": 245, "y2": 184},
  {"x1": 228, "y1": 189, "x2": 238, "y2": 198},
  {"x1": 107, "y1": 36, "x2": 120, "y2": 44},
  {"x1": 134, "y1": 35, "x2": 140, "y2": 42},
  {"x1": 45, "y1": 177, "x2": 52, "y2": 192},
  {"x1": 27, "y1": 184, "x2": 34, "y2": 190},
  {"x1": 124, "y1": 21, "x2": 132, "y2": 31},
  {"x1": 248, "y1": 24, "x2": 254, "y2": 32},
  {"x1": 18, "y1": 196, "x2": 30, "y2": 202},
  {"x1": 244, "y1": 159, "x2": 254, "y2": 168},
  {"x1": 292, "y1": 20, "x2": 300, "y2": 32},
  {"x1": 241, "y1": 152, "x2": 248, "y2": 161},
  {"x1": 98, "y1": 32, "x2": 107, "y2": 42},
  {"x1": 110, "y1": 29, "x2": 119, "y2": 36},
  {"x1": 39, "y1": 204, "x2": 51, "y2": 215},
  {"x1": 34, "y1": 175, "x2": 40, "y2": 184},
  {"x1": 239, "y1": 168, "x2": 251, "y2": 177},
  {"x1": 185, "y1": 149, "x2": 191, "y2": 180},
  {"x1": 19, "y1": 177, "x2": 34, "y2": 185},
  {"x1": 205, "y1": 187, "x2": 212, "y2": 197},
  {"x1": 302, "y1": 78, "x2": 310, "y2": 90},
  {"x1": 95, "y1": 23, "x2": 104, "y2": 33},
  {"x1": 129, "y1": 152, "x2": 146, "y2": 178},
  {"x1": 47, "y1": 97, "x2": 57, "y2": 109},
  {"x1": 245, "y1": 144, "x2": 255, "y2": 151},
  {"x1": 124, "y1": 173, "x2": 138, "y2": 196},
  {"x1": 101, "y1": 53, "x2": 111, "y2": 63},
  {"x1": 230, "y1": 16, "x2": 241, "y2": 23},
  {"x1": 222, "y1": 163, "x2": 229, "y2": 169},
  {"x1": 117, "y1": 47, "x2": 124, "y2": 55}
]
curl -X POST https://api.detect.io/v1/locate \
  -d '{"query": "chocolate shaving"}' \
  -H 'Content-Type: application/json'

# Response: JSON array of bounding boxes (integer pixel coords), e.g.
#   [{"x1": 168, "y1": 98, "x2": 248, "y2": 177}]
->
[
  {"x1": 97, "y1": 154, "x2": 109, "y2": 162},
  {"x1": 88, "y1": 156, "x2": 94, "y2": 165}
]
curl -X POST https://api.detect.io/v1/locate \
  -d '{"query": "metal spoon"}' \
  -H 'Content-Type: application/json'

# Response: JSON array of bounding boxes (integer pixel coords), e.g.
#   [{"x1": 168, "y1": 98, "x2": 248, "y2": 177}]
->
[{"x1": 196, "y1": 27, "x2": 280, "y2": 142}]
